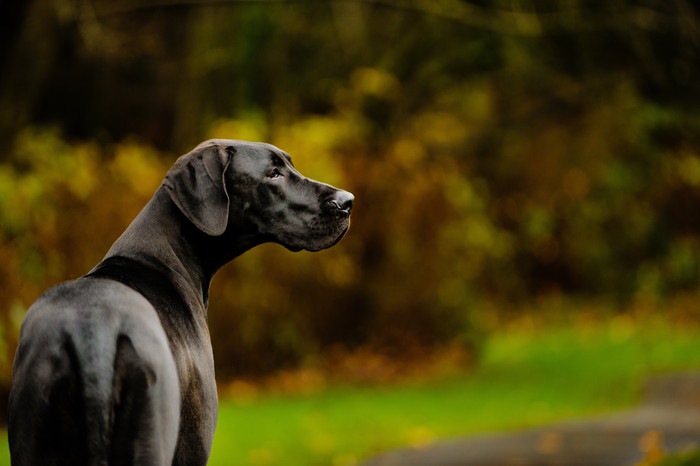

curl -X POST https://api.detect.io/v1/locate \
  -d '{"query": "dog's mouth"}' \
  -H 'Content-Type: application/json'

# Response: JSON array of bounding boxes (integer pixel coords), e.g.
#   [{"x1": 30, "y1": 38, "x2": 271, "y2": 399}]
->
[
  {"x1": 279, "y1": 215, "x2": 351, "y2": 253},
  {"x1": 315, "y1": 221, "x2": 351, "y2": 251}
]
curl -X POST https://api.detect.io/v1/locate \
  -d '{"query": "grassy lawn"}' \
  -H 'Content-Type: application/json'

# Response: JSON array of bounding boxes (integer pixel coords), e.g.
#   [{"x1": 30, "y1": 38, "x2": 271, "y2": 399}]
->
[{"x1": 2, "y1": 314, "x2": 700, "y2": 466}]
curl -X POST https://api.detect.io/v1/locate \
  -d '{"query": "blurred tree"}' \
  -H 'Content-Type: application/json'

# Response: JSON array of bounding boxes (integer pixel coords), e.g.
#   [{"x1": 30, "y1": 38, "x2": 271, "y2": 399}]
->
[{"x1": 1, "y1": 0, "x2": 700, "y2": 398}]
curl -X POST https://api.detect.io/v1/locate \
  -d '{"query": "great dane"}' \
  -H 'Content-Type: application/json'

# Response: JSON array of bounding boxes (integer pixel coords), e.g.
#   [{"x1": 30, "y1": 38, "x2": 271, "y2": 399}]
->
[{"x1": 8, "y1": 139, "x2": 354, "y2": 465}]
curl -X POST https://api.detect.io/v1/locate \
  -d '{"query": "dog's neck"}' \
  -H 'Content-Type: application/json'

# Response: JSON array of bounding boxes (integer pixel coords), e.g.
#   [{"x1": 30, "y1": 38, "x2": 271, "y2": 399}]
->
[{"x1": 102, "y1": 187, "x2": 266, "y2": 310}]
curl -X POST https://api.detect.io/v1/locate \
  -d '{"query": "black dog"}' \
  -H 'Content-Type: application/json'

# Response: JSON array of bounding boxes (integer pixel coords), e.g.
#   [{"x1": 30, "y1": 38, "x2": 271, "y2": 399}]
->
[{"x1": 8, "y1": 139, "x2": 354, "y2": 465}]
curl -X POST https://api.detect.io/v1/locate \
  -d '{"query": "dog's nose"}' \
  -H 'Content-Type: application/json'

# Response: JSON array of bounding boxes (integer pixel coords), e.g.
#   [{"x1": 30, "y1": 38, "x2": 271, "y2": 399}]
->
[{"x1": 329, "y1": 190, "x2": 354, "y2": 216}]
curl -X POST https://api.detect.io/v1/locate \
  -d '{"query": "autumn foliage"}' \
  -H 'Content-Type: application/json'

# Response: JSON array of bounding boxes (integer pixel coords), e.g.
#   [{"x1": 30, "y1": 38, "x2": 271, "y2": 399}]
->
[{"x1": 1, "y1": 1, "x2": 700, "y2": 396}]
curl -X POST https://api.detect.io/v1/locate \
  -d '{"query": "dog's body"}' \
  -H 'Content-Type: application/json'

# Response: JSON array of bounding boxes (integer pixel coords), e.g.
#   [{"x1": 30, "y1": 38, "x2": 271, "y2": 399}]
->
[{"x1": 8, "y1": 139, "x2": 353, "y2": 465}]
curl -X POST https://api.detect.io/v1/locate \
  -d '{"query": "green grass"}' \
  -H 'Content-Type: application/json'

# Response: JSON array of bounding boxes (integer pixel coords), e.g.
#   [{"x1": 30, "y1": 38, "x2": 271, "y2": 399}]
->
[
  {"x1": 657, "y1": 449, "x2": 700, "y2": 466},
  {"x1": 3, "y1": 314, "x2": 700, "y2": 466}
]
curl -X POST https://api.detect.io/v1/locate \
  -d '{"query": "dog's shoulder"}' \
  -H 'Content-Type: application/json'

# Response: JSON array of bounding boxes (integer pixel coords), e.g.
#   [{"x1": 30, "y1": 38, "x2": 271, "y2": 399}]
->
[
  {"x1": 31, "y1": 277, "x2": 150, "y2": 313},
  {"x1": 20, "y1": 277, "x2": 157, "y2": 342}
]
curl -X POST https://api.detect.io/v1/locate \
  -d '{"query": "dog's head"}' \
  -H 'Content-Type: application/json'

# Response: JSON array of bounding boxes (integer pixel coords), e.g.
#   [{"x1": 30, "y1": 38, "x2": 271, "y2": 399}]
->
[{"x1": 163, "y1": 139, "x2": 353, "y2": 252}]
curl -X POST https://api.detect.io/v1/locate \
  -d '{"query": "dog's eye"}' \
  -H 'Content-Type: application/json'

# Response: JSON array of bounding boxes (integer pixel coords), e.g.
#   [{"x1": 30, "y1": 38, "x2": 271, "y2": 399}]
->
[{"x1": 267, "y1": 168, "x2": 282, "y2": 179}]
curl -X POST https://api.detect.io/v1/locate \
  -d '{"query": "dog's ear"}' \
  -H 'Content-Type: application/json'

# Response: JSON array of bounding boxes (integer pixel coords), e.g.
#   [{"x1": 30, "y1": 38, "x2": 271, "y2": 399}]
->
[{"x1": 163, "y1": 143, "x2": 233, "y2": 236}]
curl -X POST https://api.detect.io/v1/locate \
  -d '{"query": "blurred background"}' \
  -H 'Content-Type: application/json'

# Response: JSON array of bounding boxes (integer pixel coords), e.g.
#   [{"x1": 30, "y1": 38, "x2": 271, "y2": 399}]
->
[{"x1": 2, "y1": 0, "x2": 700, "y2": 464}]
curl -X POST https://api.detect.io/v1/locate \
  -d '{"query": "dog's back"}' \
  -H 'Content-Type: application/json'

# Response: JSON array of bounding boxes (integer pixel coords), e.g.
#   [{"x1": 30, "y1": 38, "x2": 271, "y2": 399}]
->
[{"x1": 9, "y1": 278, "x2": 180, "y2": 466}]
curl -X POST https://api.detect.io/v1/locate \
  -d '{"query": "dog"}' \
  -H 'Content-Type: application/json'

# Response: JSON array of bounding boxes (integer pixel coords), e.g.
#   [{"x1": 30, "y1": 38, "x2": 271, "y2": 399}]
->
[{"x1": 8, "y1": 139, "x2": 354, "y2": 465}]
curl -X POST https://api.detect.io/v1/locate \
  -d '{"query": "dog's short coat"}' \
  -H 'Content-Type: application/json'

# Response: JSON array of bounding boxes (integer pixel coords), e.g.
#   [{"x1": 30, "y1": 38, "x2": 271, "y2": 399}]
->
[{"x1": 8, "y1": 139, "x2": 354, "y2": 466}]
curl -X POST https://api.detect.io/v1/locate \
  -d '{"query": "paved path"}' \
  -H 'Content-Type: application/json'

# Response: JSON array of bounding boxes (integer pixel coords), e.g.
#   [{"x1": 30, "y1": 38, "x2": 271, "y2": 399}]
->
[{"x1": 361, "y1": 372, "x2": 700, "y2": 466}]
